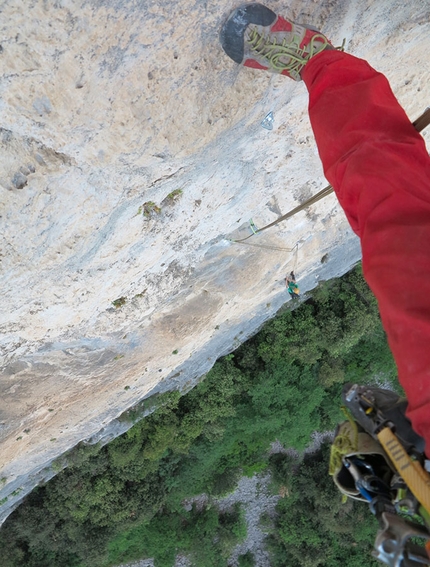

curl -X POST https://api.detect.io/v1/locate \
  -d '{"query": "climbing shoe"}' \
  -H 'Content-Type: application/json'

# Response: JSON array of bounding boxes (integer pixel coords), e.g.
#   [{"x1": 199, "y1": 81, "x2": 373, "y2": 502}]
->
[{"x1": 220, "y1": 3, "x2": 334, "y2": 81}]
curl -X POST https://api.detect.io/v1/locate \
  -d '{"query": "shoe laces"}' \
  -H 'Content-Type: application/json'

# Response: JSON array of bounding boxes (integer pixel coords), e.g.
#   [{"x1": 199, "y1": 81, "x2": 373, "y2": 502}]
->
[{"x1": 247, "y1": 27, "x2": 340, "y2": 79}]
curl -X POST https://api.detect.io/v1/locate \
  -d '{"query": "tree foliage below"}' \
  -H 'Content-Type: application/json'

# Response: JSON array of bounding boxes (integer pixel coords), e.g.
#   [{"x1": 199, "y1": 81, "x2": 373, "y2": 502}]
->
[
  {"x1": 0, "y1": 264, "x2": 398, "y2": 566},
  {"x1": 267, "y1": 446, "x2": 379, "y2": 567}
]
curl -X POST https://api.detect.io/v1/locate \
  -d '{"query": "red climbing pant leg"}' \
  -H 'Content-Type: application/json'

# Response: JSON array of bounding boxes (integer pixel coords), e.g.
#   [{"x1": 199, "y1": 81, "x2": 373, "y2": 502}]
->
[{"x1": 302, "y1": 51, "x2": 430, "y2": 454}]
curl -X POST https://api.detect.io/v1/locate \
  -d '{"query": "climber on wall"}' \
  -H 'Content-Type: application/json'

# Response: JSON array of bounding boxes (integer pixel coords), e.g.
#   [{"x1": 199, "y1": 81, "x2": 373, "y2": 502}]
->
[
  {"x1": 220, "y1": 4, "x2": 430, "y2": 455},
  {"x1": 285, "y1": 271, "x2": 299, "y2": 299}
]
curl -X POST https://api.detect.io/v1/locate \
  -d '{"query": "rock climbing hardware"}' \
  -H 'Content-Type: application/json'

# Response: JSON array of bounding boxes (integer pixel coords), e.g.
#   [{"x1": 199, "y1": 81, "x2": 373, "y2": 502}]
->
[
  {"x1": 261, "y1": 111, "x2": 274, "y2": 130},
  {"x1": 330, "y1": 383, "x2": 430, "y2": 567}
]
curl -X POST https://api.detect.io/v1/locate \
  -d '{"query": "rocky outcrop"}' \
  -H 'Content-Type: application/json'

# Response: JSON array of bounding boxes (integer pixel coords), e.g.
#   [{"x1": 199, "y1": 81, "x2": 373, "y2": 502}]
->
[{"x1": 1, "y1": 0, "x2": 429, "y2": 523}]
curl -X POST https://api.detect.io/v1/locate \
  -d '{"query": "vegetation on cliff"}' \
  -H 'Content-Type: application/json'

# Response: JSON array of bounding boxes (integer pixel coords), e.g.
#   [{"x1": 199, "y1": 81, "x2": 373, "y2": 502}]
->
[{"x1": 0, "y1": 264, "x2": 395, "y2": 566}]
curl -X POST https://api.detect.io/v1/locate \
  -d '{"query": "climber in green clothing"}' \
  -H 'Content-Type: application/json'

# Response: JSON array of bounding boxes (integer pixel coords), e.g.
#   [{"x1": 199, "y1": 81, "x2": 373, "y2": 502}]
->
[{"x1": 286, "y1": 271, "x2": 300, "y2": 299}]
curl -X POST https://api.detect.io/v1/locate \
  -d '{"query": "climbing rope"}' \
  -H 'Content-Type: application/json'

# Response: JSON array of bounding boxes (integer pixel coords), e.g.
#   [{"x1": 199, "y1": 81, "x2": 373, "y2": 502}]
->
[
  {"x1": 413, "y1": 106, "x2": 430, "y2": 132},
  {"x1": 230, "y1": 107, "x2": 430, "y2": 244},
  {"x1": 233, "y1": 183, "x2": 334, "y2": 243},
  {"x1": 228, "y1": 239, "x2": 297, "y2": 252},
  {"x1": 292, "y1": 239, "x2": 300, "y2": 271}
]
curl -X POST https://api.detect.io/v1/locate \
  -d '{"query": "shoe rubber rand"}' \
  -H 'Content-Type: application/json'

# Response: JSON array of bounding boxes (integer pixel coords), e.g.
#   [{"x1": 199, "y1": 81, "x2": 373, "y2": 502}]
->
[{"x1": 220, "y1": 3, "x2": 332, "y2": 81}]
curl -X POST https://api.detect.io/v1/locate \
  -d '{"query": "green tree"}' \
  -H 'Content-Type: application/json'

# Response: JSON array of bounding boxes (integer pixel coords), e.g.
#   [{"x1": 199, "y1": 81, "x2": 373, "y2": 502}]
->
[
  {"x1": 267, "y1": 445, "x2": 379, "y2": 567},
  {"x1": 0, "y1": 262, "x2": 395, "y2": 567}
]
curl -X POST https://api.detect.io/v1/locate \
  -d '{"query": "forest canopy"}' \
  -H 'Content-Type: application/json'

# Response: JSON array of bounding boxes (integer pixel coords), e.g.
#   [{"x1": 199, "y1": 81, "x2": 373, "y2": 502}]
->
[{"x1": 0, "y1": 264, "x2": 395, "y2": 567}]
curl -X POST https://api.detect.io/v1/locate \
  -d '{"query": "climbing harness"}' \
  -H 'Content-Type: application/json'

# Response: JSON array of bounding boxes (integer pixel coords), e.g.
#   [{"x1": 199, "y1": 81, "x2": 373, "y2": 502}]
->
[{"x1": 330, "y1": 383, "x2": 430, "y2": 567}]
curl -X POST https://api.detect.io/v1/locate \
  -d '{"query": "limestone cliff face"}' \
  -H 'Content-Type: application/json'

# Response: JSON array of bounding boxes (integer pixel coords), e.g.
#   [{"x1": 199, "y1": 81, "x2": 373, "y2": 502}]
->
[{"x1": 0, "y1": 0, "x2": 429, "y2": 521}]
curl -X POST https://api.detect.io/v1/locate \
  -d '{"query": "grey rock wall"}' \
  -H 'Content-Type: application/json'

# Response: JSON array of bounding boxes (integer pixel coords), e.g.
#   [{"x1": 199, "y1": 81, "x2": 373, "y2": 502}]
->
[{"x1": 1, "y1": 0, "x2": 429, "y2": 523}]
